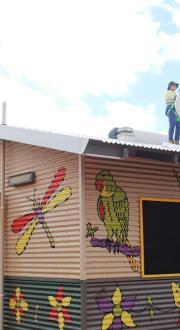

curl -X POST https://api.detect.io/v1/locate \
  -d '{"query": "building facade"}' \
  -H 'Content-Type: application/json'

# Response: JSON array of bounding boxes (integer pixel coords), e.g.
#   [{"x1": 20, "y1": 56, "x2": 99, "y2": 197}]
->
[{"x1": 1, "y1": 125, "x2": 180, "y2": 330}]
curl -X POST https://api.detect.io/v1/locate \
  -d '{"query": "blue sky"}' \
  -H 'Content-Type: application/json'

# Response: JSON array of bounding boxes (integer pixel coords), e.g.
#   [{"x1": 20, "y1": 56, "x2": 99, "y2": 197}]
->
[{"x1": 0, "y1": 0, "x2": 180, "y2": 138}]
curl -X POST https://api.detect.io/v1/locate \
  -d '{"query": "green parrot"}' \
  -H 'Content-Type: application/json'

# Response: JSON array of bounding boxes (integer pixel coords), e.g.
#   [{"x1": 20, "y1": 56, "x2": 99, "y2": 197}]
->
[
  {"x1": 95, "y1": 170, "x2": 139, "y2": 271},
  {"x1": 95, "y1": 169, "x2": 129, "y2": 247}
]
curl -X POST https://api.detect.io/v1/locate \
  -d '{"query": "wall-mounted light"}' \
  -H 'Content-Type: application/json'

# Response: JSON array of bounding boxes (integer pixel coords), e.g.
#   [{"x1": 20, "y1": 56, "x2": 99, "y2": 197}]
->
[{"x1": 8, "y1": 172, "x2": 36, "y2": 187}]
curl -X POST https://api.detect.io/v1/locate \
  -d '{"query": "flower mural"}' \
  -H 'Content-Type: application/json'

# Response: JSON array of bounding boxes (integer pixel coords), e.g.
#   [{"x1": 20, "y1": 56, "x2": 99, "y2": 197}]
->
[
  {"x1": 172, "y1": 282, "x2": 180, "y2": 327},
  {"x1": 97, "y1": 287, "x2": 136, "y2": 330},
  {"x1": 172, "y1": 282, "x2": 180, "y2": 308},
  {"x1": 147, "y1": 295, "x2": 155, "y2": 321},
  {"x1": 48, "y1": 287, "x2": 72, "y2": 330},
  {"x1": 9, "y1": 287, "x2": 28, "y2": 324}
]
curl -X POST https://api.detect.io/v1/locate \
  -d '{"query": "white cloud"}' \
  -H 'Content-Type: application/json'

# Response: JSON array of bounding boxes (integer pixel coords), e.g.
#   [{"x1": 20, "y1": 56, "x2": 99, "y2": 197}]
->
[
  {"x1": 160, "y1": 31, "x2": 180, "y2": 61},
  {"x1": 105, "y1": 101, "x2": 157, "y2": 133},
  {"x1": 0, "y1": 74, "x2": 157, "y2": 137},
  {"x1": 157, "y1": 1, "x2": 180, "y2": 64},
  {"x1": 0, "y1": 75, "x2": 61, "y2": 131},
  {"x1": 163, "y1": 1, "x2": 180, "y2": 28},
  {"x1": 0, "y1": 0, "x2": 164, "y2": 100},
  {"x1": 0, "y1": 0, "x2": 176, "y2": 138}
]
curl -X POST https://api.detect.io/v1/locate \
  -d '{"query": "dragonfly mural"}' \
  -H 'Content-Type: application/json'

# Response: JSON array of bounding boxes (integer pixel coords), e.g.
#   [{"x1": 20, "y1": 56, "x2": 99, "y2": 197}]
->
[{"x1": 11, "y1": 167, "x2": 72, "y2": 255}]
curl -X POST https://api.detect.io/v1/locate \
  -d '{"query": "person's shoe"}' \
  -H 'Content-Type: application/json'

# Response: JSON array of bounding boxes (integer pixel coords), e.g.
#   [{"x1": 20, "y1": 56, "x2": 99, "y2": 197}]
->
[
  {"x1": 174, "y1": 140, "x2": 179, "y2": 145},
  {"x1": 169, "y1": 140, "x2": 174, "y2": 144}
]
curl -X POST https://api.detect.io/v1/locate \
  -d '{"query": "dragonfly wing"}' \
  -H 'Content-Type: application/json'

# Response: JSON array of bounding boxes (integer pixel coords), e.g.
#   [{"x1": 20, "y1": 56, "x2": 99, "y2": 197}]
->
[
  {"x1": 16, "y1": 217, "x2": 38, "y2": 255},
  {"x1": 11, "y1": 212, "x2": 36, "y2": 233},
  {"x1": 42, "y1": 186, "x2": 72, "y2": 214},
  {"x1": 41, "y1": 168, "x2": 66, "y2": 207}
]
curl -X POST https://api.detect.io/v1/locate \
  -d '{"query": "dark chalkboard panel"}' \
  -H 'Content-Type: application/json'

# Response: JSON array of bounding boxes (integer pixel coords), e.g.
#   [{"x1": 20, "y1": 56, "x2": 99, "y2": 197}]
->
[{"x1": 140, "y1": 198, "x2": 180, "y2": 278}]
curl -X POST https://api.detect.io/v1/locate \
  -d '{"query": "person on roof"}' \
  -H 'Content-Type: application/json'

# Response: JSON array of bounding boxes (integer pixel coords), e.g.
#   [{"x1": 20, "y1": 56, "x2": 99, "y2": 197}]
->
[{"x1": 165, "y1": 81, "x2": 180, "y2": 144}]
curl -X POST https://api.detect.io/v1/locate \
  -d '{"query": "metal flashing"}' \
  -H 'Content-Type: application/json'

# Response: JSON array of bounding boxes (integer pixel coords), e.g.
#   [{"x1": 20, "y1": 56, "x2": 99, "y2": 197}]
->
[
  {"x1": 0, "y1": 125, "x2": 89, "y2": 154},
  {"x1": 0, "y1": 125, "x2": 180, "y2": 157}
]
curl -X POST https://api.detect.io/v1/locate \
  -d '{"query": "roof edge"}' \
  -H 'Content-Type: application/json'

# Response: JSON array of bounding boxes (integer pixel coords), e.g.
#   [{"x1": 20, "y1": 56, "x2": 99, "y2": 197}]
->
[{"x1": 0, "y1": 125, "x2": 89, "y2": 154}]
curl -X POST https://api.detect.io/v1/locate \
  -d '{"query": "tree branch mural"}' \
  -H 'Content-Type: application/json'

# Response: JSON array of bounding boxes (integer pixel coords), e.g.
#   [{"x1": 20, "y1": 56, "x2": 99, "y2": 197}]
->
[{"x1": 87, "y1": 223, "x2": 140, "y2": 257}]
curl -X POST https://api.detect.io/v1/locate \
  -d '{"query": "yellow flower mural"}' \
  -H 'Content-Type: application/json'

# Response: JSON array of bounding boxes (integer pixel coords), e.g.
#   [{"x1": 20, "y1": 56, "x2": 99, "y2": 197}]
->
[
  {"x1": 48, "y1": 287, "x2": 72, "y2": 330},
  {"x1": 172, "y1": 282, "x2": 180, "y2": 308},
  {"x1": 9, "y1": 287, "x2": 28, "y2": 324},
  {"x1": 97, "y1": 287, "x2": 136, "y2": 330}
]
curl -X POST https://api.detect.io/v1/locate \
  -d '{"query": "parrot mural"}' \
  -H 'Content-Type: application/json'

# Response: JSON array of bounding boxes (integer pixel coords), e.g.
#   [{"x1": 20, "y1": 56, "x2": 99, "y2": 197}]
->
[{"x1": 95, "y1": 169, "x2": 139, "y2": 272}]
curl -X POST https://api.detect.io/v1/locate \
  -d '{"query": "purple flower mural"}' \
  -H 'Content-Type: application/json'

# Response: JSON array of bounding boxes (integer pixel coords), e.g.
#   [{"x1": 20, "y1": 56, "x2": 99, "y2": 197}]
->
[{"x1": 97, "y1": 287, "x2": 136, "y2": 329}]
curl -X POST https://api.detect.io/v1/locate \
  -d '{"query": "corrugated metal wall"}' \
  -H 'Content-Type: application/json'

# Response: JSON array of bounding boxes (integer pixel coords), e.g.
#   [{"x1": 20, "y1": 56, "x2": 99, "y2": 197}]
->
[
  {"x1": 3, "y1": 143, "x2": 180, "y2": 329},
  {"x1": 84, "y1": 156, "x2": 180, "y2": 279},
  {"x1": 86, "y1": 277, "x2": 180, "y2": 330},
  {"x1": 4, "y1": 276, "x2": 81, "y2": 329},
  {"x1": 5, "y1": 142, "x2": 80, "y2": 279},
  {"x1": 84, "y1": 155, "x2": 180, "y2": 329},
  {"x1": 3, "y1": 141, "x2": 82, "y2": 329}
]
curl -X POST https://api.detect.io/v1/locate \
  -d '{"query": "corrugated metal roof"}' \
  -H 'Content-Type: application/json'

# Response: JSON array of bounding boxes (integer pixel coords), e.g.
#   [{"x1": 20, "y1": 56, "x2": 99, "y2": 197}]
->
[
  {"x1": 0, "y1": 124, "x2": 180, "y2": 155},
  {"x1": 89, "y1": 136, "x2": 180, "y2": 152}
]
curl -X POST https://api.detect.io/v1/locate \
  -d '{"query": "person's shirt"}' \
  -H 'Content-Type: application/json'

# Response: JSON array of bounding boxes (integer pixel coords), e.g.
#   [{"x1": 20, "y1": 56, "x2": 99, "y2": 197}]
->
[{"x1": 165, "y1": 90, "x2": 176, "y2": 106}]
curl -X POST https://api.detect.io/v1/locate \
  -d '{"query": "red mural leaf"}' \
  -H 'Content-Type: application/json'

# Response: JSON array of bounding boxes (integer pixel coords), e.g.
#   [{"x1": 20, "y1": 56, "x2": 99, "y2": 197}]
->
[
  {"x1": 63, "y1": 308, "x2": 72, "y2": 322},
  {"x1": 49, "y1": 308, "x2": 58, "y2": 319},
  {"x1": 19, "y1": 293, "x2": 24, "y2": 299},
  {"x1": 19, "y1": 308, "x2": 24, "y2": 316},
  {"x1": 56, "y1": 287, "x2": 63, "y2": 302}
]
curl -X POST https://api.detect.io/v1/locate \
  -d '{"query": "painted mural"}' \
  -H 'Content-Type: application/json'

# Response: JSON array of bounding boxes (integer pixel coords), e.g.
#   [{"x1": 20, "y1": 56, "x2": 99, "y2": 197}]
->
[
  {"x1": 97, "y1": 287, "x2": 136, "y2": 329},
  {"x1": 11, "y1": 167, "x2": 72, "y2": 255},
  {"x1": 97, "y1": 282, "x2": 180, "y2": 329},
  {"x1": 6, "y1": 279, "x2": 180, "y2": 329},
  {"x1": 48, "y1": 287, "x2": 72, "y2": 330},
  {"x1": 8, "y1": 286, "x2": 73, "y2": 329},
  {"x1": 4, "y1": 277, "x2": 80, "y2": 330},
  {"x1": 34, "y1": 304, "x2": 39, "y2": 322},
  {"x1": 9, "y1": 287, "x2": 28, "y2": 324},
  {"x1": 86, "y1": 170, "x2": 140, "y2": 272}
]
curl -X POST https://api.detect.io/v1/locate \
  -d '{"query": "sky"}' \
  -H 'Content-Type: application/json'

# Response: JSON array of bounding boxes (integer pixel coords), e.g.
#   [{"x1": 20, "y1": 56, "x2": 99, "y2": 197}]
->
[{"x1": 0, "y1": 0, "x2": 180, "y2": 138}]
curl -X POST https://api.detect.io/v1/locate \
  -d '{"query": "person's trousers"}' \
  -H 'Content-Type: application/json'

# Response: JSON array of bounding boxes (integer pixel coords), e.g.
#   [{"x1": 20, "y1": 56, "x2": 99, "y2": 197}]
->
[{"x1": 168, "y1": 111, "x2": 180, "y2": 141}]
